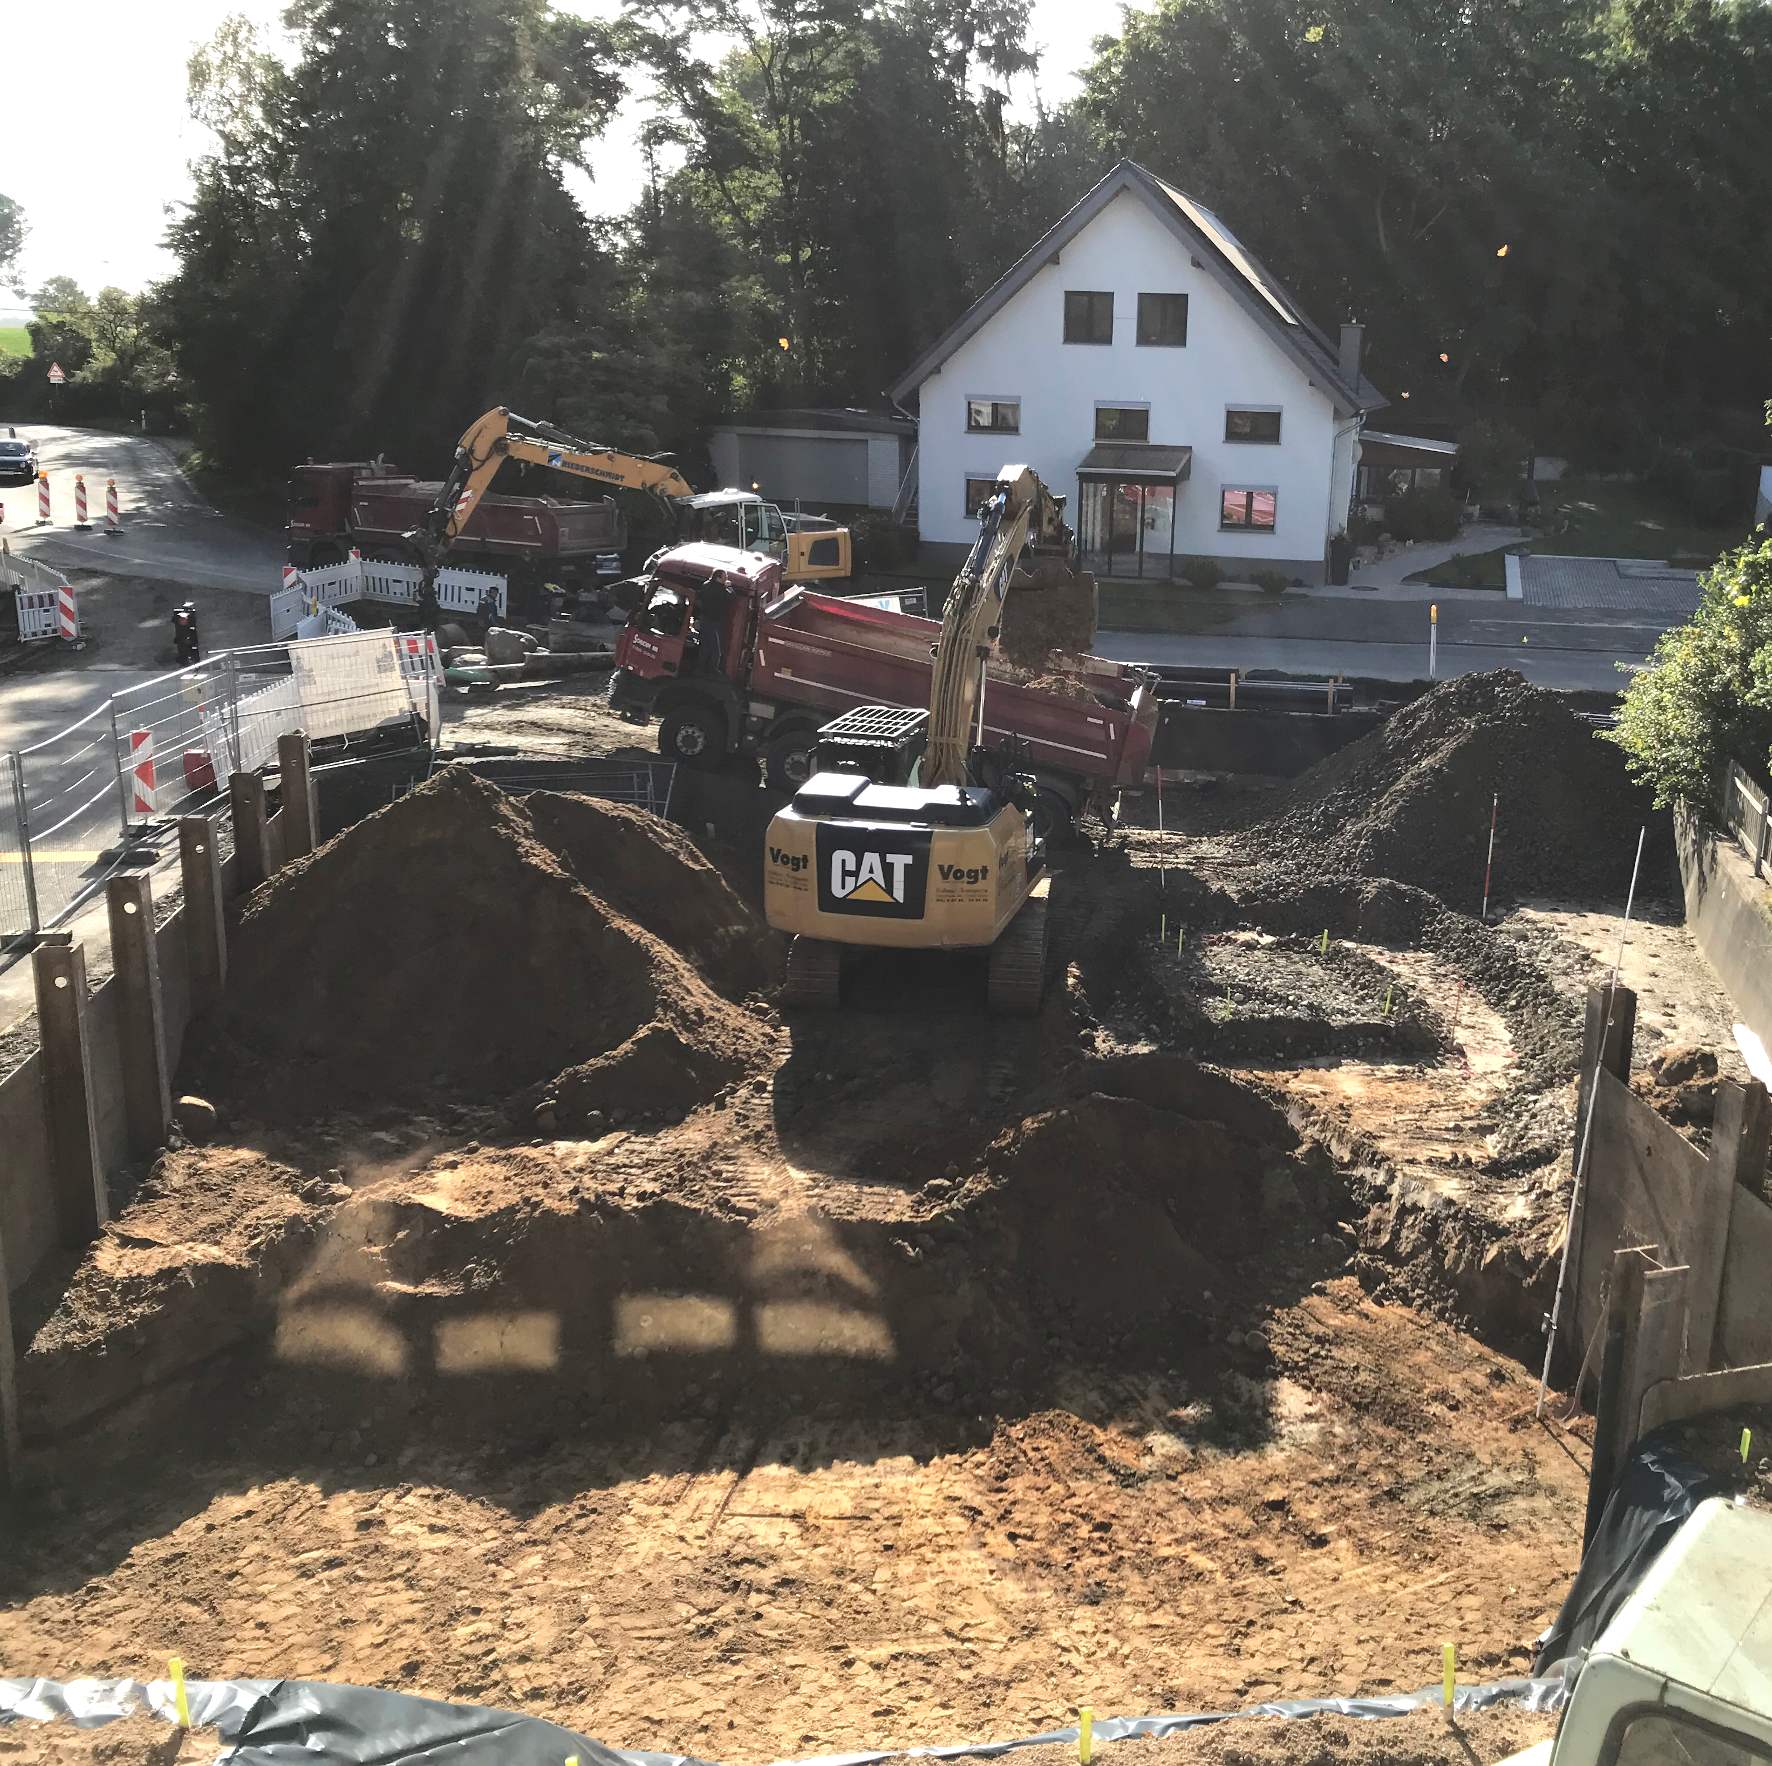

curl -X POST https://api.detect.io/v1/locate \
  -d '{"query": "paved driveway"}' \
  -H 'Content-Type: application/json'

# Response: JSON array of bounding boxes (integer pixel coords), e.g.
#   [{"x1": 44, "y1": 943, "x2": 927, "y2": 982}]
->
[{"x1": 1518, "y1": 554, "x2": 1701, "y2": 614}]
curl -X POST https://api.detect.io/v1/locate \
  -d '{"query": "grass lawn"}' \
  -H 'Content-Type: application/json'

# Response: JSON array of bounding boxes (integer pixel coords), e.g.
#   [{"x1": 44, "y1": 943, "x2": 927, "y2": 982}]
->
[
  {"x1": 1097, "y1": 577, "x2": 1243, "y2": 632},
  {"x1": 1531, "y1": 475, "x2": 1747, "y2": 565},
  {"x1": 1418, "y1": 546, "x2": 1517, "y2": 589},
  {"x1": 0, "y1": 326, "x2": 31, "y2": 358}
]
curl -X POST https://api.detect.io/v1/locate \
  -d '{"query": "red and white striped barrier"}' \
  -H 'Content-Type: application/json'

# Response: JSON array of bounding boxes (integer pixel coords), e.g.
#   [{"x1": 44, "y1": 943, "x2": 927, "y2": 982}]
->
[
  {"x1": 105, "y1": 477, "x2": 120, "y2": 535},
  {"x1": 127, "y1": 730, "x2": 158, "y2": 819},
  {"x1": 36, "y1": 473, "x2": 49, "y2": 525},
  {"x1": 57, "y1": 582, "x2": 78, "y2": 640},
  {"x1": 73, "y1": 474, "x2": 90, "y2": 529}
]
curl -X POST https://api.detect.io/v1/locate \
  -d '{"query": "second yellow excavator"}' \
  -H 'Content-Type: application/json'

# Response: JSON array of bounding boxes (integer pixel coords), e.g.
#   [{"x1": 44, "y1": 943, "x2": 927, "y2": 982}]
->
[{"x1": 421, "y1": 406, "x2": 852, "y2": 585}]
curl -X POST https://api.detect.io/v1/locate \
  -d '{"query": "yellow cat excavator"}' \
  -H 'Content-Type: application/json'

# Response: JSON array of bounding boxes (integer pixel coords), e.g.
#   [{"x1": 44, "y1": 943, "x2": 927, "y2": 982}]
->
[
  {"x1": 419, "y1": 407, "x2": 851, "y2": 583},
  {"x1": 762, "y1": 464, "x2": 1075, "y2": 1016}
]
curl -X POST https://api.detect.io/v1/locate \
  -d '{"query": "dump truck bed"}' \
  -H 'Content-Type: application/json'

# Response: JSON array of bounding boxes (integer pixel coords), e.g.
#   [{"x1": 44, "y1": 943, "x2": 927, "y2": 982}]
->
[{"x1": 752, "y1": 588, "x2": 1156, "y2": 789}]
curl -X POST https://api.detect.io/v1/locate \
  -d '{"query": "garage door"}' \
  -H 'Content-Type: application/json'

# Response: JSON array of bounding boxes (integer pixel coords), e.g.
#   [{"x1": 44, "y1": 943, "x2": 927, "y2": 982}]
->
[{"x1": 739, "y1": 434, "x2": 868, "y2": 506}]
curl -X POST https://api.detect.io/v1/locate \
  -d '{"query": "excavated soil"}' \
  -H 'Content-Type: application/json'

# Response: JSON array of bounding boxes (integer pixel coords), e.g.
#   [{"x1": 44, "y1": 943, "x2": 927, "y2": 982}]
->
[
  {"x1": 1253, "y1": 671, "x2": 1670, "y2": 906},
  {"x1": 998, "y1": 565, "x2": 1099, "y2": 671},
  {"x1": 186, "y1": 768, "x2": 774, "y2": 1124},
  {"x1": 12, "y1": 668, "x2": 1738, "y2": 1765},
  {"x1": 0, "y1": 1717, "x2": 205, "y2": 1766}
]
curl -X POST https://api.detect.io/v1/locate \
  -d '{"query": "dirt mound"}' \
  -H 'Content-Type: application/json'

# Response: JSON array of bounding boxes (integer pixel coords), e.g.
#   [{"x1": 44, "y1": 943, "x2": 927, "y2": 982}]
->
[
  {"x1": 1257, "y1": 671, "x2": 1665, "y2": 903},
  {"x1": 523, "y1": 789, "x2": 770, "y2": 998},
  {"x1": 999, "y1": 564, "x2": 1098, "y2": 670},
  {"x1": 188, "y1": 768, "x2": 771, "y2": 1118}
]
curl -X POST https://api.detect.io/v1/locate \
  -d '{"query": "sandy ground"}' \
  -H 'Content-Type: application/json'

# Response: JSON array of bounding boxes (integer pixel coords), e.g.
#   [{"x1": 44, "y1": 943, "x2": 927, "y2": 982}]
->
[
  {"x1": 4, "y1": 680, "x2": 1749, "y2": 1766},
  {"x1": 0, "y1": 1279, "x2": 1584, "y2": 1764}
]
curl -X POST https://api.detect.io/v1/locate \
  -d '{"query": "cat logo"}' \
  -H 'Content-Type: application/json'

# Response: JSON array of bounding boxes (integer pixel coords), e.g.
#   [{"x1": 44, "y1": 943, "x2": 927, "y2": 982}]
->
[
  {"x1": 831, "y1": 849, "x2": 913, "y2": 904},
  {"x1": 815, "y1": 825, "x2": 930, "y2": 919}
]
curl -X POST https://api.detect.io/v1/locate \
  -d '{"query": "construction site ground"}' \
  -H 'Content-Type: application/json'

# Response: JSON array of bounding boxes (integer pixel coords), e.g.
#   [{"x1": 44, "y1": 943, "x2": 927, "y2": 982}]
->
[{"x1": 0, "y1": 672, "x2": 1745, "y2": 1766}]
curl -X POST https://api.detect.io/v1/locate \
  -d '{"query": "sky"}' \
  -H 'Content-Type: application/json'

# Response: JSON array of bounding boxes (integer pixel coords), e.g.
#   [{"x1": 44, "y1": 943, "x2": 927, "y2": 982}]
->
[{"x1": 0, "y1": 0, "x2": 1116, "y2": 321}]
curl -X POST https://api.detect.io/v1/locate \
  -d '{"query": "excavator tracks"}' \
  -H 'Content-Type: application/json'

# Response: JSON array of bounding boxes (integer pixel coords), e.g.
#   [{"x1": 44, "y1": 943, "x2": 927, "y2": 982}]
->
[
  {"x1": 782, "y1": 936, "x2": 843, "y2": 1009},
  {"x1": 986, "y1": 881, "x2": 1049, "y2": 1017}
]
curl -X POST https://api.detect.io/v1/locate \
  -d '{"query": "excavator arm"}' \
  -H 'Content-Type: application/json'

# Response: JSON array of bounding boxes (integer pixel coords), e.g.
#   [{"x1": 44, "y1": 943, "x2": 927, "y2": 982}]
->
[
  {"x1": 424, "y1": 406, "x2": 694, "y2": 554},
  {"x1": 922, "y1": 464, "x2": 1073, "y2": 788}
]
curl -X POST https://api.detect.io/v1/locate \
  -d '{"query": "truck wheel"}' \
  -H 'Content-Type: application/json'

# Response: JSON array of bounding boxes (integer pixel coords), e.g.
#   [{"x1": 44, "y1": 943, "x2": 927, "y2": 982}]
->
[
  {"x1": 986, "y1": 890, "x2": 1048, "y2": 1017},
  {"x1": 782, "y1": 937, "x2": 842, "y2": 1009},
  {"x1": 658, "y1": 704, "x2": 723, "y2": 767},
  {"x1": 1032, "y1": 787, "x2": 1075, "y2": 845},
  {"x1": 766, "y1": 729, "x2": 818, "y2": 793},
  {"x1": 308, "y1": 542, "x2": 346, "y2": 567}
]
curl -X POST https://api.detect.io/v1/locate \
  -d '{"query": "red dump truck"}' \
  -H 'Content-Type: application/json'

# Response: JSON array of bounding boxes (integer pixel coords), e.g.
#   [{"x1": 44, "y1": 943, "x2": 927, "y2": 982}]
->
[
  {"x1": 607, "y1": 543, "x2": 1158, "y2": 832},
  {"x1": 287, "y1": 460, "x2": 627, "y2": 592}
]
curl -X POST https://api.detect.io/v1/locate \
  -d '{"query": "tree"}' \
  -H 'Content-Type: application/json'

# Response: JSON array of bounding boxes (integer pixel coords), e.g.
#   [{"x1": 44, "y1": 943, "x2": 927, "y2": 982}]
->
[
  {"x1": 159, "y1": 1, "x2": 627, "y2": 472},
  {"x1": 1607, "y1": 537, "x2": 1772, "y2": 810},
  {"x1": 0, "y1": 196, "x2": 26, "y2": 294}
]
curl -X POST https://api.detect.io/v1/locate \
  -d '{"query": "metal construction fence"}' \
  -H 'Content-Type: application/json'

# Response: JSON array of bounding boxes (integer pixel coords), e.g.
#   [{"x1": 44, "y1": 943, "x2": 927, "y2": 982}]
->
[{"x1": 1, "y1": 630, "x2": 441, "y2": 948}]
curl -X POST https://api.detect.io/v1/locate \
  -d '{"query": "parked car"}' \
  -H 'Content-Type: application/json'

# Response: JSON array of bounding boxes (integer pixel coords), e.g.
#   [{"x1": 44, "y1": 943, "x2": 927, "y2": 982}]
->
[{"x1": 0, "y1": 434, "x2": 38, "y2": 484}]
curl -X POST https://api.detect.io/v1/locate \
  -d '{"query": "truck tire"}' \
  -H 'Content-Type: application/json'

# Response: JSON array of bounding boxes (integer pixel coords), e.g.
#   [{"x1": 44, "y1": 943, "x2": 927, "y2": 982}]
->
[
  {"x1": 1032, "y1": 786, "x2": 1075, "y2": 844},
  {"x1": 782, "y1": 936, "x2": 842, "y2": 1008},
  {"x1": 986, "y1": 890, "x2": 1048, "y2": 1017},
  {"x1": 658, "y1": 703, "x2": 724, "y2": 767},
  {"x1": 766, "y1": 728, "x2": 818, "y2": 793},
  {"x1": 308, "y1": 541, "x2": 347, "y2": 567}
]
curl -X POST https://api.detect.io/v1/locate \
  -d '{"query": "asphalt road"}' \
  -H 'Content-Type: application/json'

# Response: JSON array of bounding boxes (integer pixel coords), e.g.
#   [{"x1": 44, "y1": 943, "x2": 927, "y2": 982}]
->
[{"x1": 4, "y1": 424, "x2": 282, "y2": 591}]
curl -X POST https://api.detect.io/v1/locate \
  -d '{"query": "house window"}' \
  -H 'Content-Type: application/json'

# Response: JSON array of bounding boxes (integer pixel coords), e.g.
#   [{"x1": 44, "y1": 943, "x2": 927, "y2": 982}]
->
[
  {"x1": 1221, "y1": 487, "x2": 1278, "y2": 531},
  {"x1": 1064, "y1": 290, "x2": 1114, "y2": 344},
  {"x1": 966, "y1": 398, "x2": 1020, "y2": 434},
  {"x1": 1095, "y1": 405, "x2": 1150, "y2": 442},
  {"x1": 964, "y1": 475, "x2": 1000, "y2": 518},
  {"x1": 1225, "y1": 407, "x2": 1282, "y2": 444},
  {"x1": 1136, "y1": 293, "x2": 1189, "y2": 347}
]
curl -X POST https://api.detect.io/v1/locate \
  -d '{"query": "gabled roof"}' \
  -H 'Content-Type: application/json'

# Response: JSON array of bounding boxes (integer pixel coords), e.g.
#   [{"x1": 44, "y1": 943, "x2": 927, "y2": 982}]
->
[{"x1": 890, "y1": 160, "x2": 1387, "y2": 416}]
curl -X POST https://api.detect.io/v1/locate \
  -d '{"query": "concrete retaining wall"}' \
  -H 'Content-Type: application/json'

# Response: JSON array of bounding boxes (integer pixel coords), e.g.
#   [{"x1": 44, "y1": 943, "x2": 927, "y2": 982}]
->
[{"x1": 1677, "y1": 809, "x2": 1772, "y2": 1050}]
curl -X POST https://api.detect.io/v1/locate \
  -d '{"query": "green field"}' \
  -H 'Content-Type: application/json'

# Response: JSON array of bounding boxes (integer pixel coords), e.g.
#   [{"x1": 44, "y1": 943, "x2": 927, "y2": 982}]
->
[{"x1": 0, "y1": 325, "x2": 31, "y2": 358}]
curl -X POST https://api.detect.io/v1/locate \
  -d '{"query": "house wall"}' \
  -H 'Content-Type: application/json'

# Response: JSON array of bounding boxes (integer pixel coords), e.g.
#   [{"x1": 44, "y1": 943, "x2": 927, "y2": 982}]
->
[{"x1": 912, "y1": 190, "x2": 1340, "y2": 579}]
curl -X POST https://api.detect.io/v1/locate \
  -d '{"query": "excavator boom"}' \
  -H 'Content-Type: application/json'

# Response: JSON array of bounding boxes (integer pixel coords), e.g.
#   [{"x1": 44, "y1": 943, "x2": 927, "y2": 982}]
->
[{"x1": 429, "y1": 407, "x2": 694, "y2": 552}]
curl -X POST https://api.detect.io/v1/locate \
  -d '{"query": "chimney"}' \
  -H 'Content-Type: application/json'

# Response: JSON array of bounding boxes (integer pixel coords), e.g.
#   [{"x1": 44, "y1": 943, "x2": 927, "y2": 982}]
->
[{"x1": 1339, "y1": 321, "x2": 1364, "y2": 388}]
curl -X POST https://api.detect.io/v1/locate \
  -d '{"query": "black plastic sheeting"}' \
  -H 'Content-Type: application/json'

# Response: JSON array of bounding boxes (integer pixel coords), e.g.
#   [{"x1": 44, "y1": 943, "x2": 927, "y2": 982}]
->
[
  {"x1": 2, "y1": 1671, "x2": 1570, "y2": 1766},
  {"x1": 1534, "y1": 1436, "x2": 1724, "y2": 1673}
]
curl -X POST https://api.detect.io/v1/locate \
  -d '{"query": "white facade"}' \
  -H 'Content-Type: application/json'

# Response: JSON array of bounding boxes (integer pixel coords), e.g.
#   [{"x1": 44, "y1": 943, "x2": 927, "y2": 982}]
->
[{"x1": 907, "y1": 188, "x2": 1361, "y2": 581}]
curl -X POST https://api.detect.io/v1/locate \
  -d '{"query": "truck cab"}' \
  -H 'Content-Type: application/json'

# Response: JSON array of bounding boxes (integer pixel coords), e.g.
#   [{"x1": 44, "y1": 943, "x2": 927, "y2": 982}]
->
[{"x1": 1507, "y1": 1499, "x2": 1772, "y2": 1766}]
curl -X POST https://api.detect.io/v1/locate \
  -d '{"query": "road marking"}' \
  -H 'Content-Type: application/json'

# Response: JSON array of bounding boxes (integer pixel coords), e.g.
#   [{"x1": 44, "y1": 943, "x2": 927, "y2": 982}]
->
[{"x1": 0, "y1": 850, "x2": 108, "y2": 864}]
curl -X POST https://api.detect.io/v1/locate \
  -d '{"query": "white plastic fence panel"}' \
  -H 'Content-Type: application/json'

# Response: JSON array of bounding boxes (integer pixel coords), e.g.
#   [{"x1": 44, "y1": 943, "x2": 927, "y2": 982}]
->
[
  {"x1": 321, "y1": 607, "x2": 361, "y2": 635},
  {"x1": 436, "y1": 566, "x2": 507, "y2": 618},
  {"x1": 270, "y1": 583, "x2": 307, "y2": 640},
  {"x1": 394, "y1": 632, "x2": 443, "y2": 737},
  {"x1": 14, "y1": 586, "x2": 58, "y2": 639},
  {"x1": 234, "y1": 675, "x2": 302, "y2": 773},
  {"x1": 291, "y1": 632, "x2": 410, "y2": 742},
  {"x1": 358, "y1": 559, "x2": 421, "y2": 606}
]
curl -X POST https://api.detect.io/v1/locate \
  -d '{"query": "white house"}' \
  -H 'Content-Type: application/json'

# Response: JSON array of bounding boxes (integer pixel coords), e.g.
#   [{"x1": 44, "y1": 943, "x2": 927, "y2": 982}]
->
[{"x1": 890, "y1": 160, "x2": 1387, "y2": 584}]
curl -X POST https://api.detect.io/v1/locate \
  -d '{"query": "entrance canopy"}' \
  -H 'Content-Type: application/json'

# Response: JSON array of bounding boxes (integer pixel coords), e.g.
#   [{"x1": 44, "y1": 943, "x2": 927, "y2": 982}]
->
[
  {"x1": 1076, "y1": 443, "x2": 1192, "y2": 580},
  {"x1": 1076, "y1": 443, "x2": 1193, "y2": 483}
]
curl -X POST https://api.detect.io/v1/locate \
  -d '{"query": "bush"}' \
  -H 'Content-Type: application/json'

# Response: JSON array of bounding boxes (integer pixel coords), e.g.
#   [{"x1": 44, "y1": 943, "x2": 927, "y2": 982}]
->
[
  {"x1": 1607, "y1": 535, "x2": 1772, "y2": 811},
  {"x1": 1178, "y1": 555, "x2": 1224, "y2": 590},
  {"x1": 1253, "y1": 569, "x2": 1289, "y2": 595},
  {"x1": 1346, "y1": 512, "x2": 1384, "y2": 546},
  {"x1": 1384, "y1": 487, "x2": 1462, "y2": 542}
]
